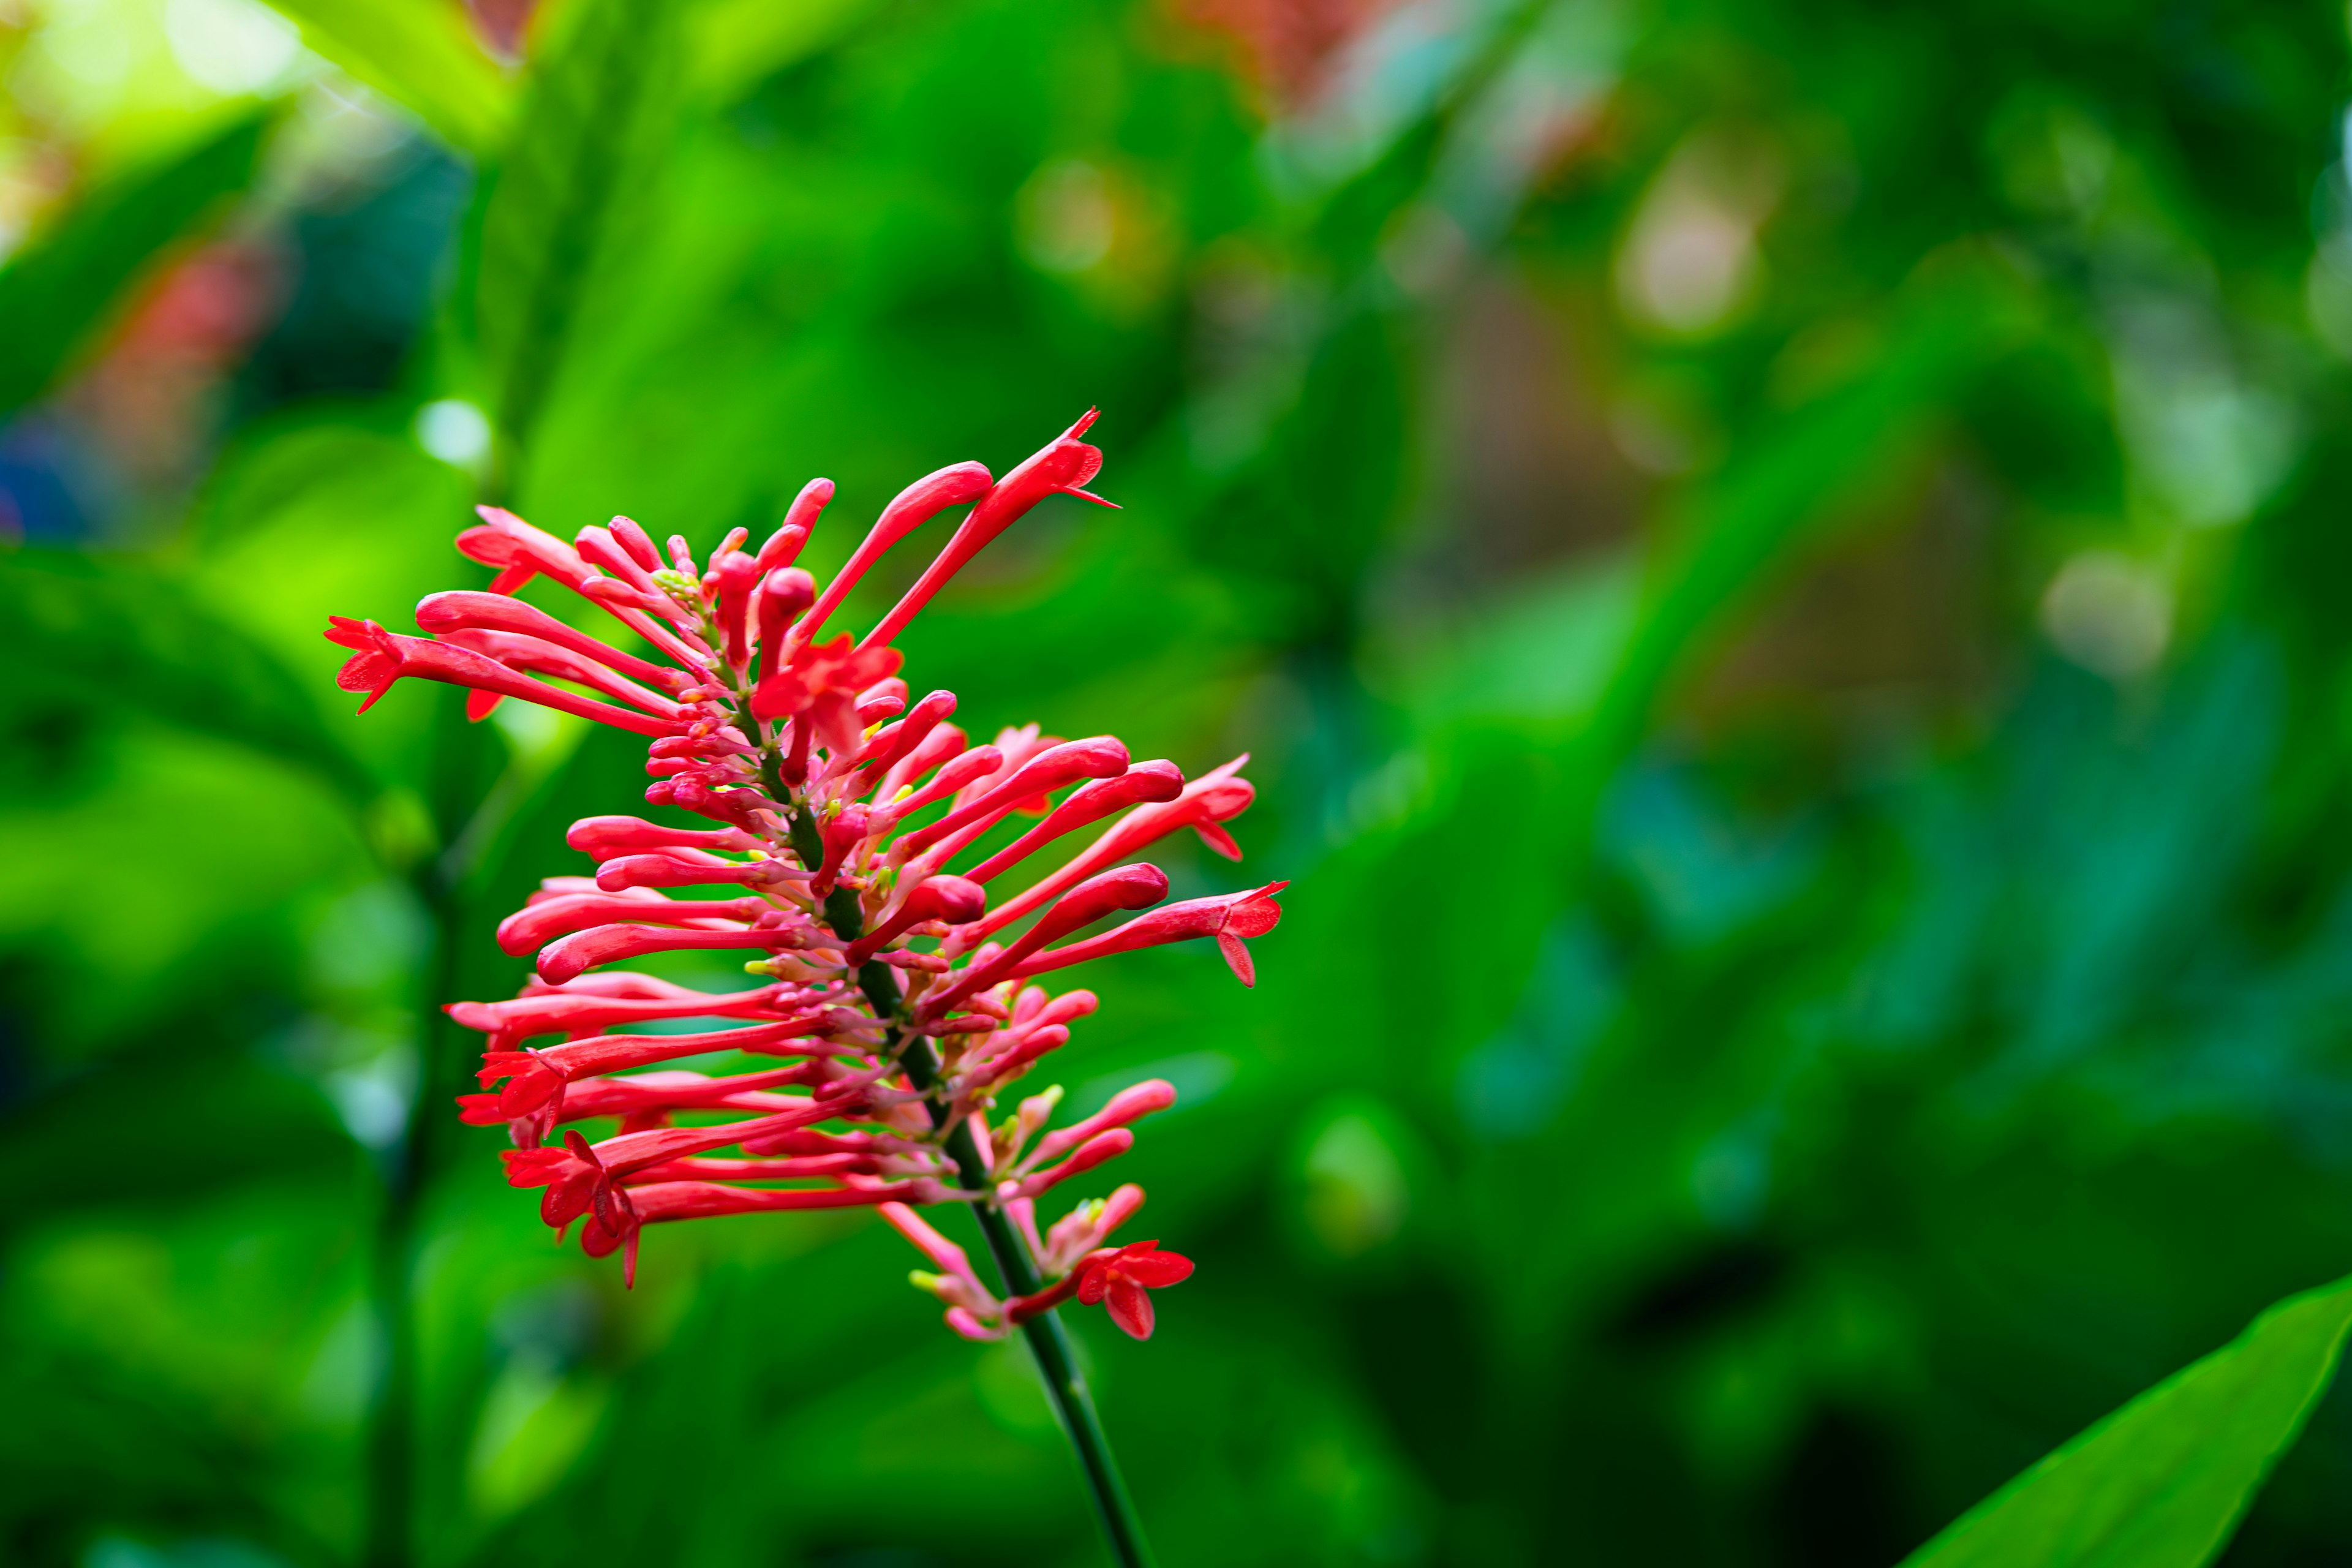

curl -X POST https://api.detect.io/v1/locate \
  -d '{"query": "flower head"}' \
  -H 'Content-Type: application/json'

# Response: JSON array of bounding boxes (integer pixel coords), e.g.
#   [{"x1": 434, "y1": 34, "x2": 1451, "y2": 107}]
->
[
  {"x1": 328, "y1": 413, "x2": 1281, "y2": 1343},
  {"x1": 1076, "y1": 1242, "x2": 1196, "y2": 1340}
]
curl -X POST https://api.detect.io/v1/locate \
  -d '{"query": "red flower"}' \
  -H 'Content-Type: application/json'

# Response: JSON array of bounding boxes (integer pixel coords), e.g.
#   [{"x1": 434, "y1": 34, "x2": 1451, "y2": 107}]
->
[
  {"x1": 1077, "y1": 1242, "x2": 1197, "y2": 1340},
  {"x1": 326, "y1": 412, "x2": 1280, "y2": 1349}
]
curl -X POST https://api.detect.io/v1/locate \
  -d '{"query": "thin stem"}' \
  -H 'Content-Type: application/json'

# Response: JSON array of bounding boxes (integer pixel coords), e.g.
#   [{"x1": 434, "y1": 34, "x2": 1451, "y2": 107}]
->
[
  {"x1": 364, "y1": 695, "x2": 477, "y2": 1568},
  {"x1": 903, "y1": 1039, "x2": 1157, "y2": 1568},
  {"x1": 774, "y1": 794, "x2": 1155, "y2": 1566}
]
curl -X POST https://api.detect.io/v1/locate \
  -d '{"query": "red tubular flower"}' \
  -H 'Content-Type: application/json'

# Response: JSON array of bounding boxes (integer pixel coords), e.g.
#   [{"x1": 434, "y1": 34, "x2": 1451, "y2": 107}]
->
[
  {"x1": 889, "y1": 736, "x2": 1130, "y2": 858},
  {"x1": 965, "y1": 761, "x2": 1185, "y2": 883},
  {"x1": 445, "y1": 981, "x2": 796, "y2": 1048},
  {"x1": 416, "y1": 591, "x2": 691, "y2": 691},
  {"x1": 863, "y1": 410, "x2": 1117, "y2": 650},
  {"x1": 1012, "y1": 881, "x2": 1290, "y2": 987},
  {"x1": 331, "y1": 413, "x2": 1280, "y2": 1351},
  {"x1": 1018, "y1": 1080, "x2": 1177, "y2": 1174},
  {"x1": 496, "y1": 891, "x2": 768, "y2": 954},
  {"x1": 945, "y1": 759, "x2": 1258, "y2": 951},
  {"x1": 794, "y1": 462, "x2": 994, "y2": 649},
  {"x1": 592, "y1": 852, "x2": 806, "y2": 892}
]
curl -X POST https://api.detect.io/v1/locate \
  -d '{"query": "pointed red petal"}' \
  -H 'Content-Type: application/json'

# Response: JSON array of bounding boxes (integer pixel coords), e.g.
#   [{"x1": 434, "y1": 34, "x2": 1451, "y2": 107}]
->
[
  {"x1": 1077, "y1": 1262, "x2": 1112, "y2": 1305},
  {"x1": 1104, "y1": 1276, "x2": 1155, "y2": 1340},
  {"x1": 1121, "y1": 1251, "x2": 1194, "y2": 1287}
]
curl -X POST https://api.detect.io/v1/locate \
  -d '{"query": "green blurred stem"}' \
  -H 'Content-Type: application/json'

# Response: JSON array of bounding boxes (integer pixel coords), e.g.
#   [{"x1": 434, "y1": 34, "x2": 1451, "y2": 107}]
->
[
  {"x1": 364, "y1": 701, "x2": 478, "y2": 1568},
  {"x1": 778, "y1": 798, "x2": 1156, "y2": 1568}
]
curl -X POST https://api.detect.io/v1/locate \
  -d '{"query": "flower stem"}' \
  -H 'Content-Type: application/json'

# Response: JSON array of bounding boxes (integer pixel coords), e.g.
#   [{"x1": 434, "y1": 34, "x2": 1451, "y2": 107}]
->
[
  {"x1": 772, "y1": 797, "x2": 1156, "y2": 1566},
  {"x1": 903, "y1": 1038, "x2": 1158, "y2": 1568}
]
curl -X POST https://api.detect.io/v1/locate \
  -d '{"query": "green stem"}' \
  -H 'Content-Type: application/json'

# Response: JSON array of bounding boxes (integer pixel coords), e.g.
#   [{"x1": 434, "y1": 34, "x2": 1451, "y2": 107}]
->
[
  {"x1": 777, "y1": 797, "x2": 1155, "y2": 1567},
  {"x1": 902, "y1": 1039, "x2": 1157, "y2": 1568},
  {"x1": 364, "y1": 695, "x2": 478, "y2": 1568}
]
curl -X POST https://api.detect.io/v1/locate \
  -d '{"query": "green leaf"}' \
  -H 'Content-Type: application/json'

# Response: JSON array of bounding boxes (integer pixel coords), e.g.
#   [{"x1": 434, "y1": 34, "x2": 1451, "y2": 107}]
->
[
  {"x1": 0, "y1": 111, "x2": 271, "y2": 422},
  {"x1": 257, "y1": 0, "x2": 511, "y2": 153},
  {"x1": 473, "y1": 0, "x2": 687, "y2": 461},
  {"x1": 0, "y1": 549, "x2": 377, "y2": 808},
  {"x1": 1902, "y1": 1274, "x2": 2352, "y2": 1568},
  {"x1": 686, "y1": 0, "x2": 880, "y2": 102}
]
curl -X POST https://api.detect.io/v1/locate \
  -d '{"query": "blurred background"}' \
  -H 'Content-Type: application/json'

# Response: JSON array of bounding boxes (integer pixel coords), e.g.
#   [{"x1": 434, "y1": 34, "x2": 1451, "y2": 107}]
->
[{"x1": 5, "y1": 0, "x2": 2352, "y2": 1563}]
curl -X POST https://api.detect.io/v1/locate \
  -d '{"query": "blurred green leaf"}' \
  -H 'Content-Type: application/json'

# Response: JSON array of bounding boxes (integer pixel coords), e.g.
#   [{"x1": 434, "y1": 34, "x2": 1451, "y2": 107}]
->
[
  {"x1": 475, "y1": 0, "x2": 686, "y2": 460},
  {"x1": 258, "y1": 0, "x2": 511, "y2": 153},
  {"x1": 687, "y1": 0, "x2": 879, "y2": 102},
  {"x1": 1903, "y1": 1275, "x2": 2352, "y2": 1568},
  {"x1": 0, "y1": 111, "x2": 270, "y2": 422},
  {"x1": 0, "y1": 549, "x2": 375, "y2": 807}
]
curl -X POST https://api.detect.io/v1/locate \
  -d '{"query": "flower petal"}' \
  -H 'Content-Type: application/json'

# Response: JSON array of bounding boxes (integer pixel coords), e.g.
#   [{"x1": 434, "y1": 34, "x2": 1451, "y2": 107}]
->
[
  {"x1": 1120, "y1": 1248, "x2": 1195, "y2": 1288},
  {"x1": 1103, "y1": 1275, "x2": 1156, "y2": 1340}
]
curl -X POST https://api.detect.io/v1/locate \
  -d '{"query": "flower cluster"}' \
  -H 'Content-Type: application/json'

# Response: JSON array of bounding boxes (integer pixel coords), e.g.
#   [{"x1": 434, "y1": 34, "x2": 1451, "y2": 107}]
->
[{"x1": 326, "y1": 412, "x2": 1281, "y2": 1343}]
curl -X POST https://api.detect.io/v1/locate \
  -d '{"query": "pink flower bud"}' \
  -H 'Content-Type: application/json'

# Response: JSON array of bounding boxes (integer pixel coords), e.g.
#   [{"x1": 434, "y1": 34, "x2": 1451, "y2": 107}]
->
[
  {"x1": 870, "y1": 744, "x2": 1003, "y2": 836},
  {"x1": 1003, "y1": 1128, "x2": 1132, "y2": 1201},
  {"x1": 1024, "y1": 1080, "x2": 1176, "y2": 1169},
  {"x1": 608, "y1": 515, "x2": 664, "y2": 572},
  {"x1": 846, "y1": 875, "x2": 988, "y2": 964},
  {"x1": 850, "y1": 689, "x2": 956, "y2": 784},
  {"x1": 755, "y1": 478, "x2": 832, "y2": 573},
  {"x1": 710, "y1": 551, "x2": 765, "y2": 669},
  {"x1": 456, "y1": 505, "x2": 595, "y2": 592},
  {"x1": 593, "y1": 851, "x2": 805, "y2": 892},
  {"x1": 879, "y1": 1200, "x2": 996, "y2": 1308},
  {"x1": 577, "y1": 523, "x2": 662, "y2": 592},
  {"x1": 537, "y1": 922, "x2": 815, "y2": 986},
  {"x1": 754, "y1": 568, "x2": 816, "y2": 678}
]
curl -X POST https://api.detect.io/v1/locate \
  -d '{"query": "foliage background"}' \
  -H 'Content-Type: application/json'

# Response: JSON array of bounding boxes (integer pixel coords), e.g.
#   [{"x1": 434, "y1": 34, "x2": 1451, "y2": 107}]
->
[{"x1": 5, "y1": 0, "x2": 2352, "y2": 1563}]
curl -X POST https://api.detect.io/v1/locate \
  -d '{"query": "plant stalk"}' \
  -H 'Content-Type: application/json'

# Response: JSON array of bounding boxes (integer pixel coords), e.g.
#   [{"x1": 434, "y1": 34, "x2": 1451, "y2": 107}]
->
[
  {"x1": 777, "y1": 799, "x2": 1155, "y2": 1567},
  {"x1": 902, "y1": 1038, "x2": 1156, "y2": 1568}
]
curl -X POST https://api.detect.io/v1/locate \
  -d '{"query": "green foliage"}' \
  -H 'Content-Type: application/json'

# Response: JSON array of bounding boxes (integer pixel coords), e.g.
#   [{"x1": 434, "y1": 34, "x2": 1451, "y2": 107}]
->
[
  {"x1": 0, "y1": 548, "x2": 372, "y2": 804},
  {"x1": 0, "y1": 111, "x2": 271, "y2": 421},
  {"x1": 255, "y1": 0, "x2": 510, "y2": 153},
  {"x1": 472, "y1": 0, "x2": 686, "y2": 461},
  {"x1": 1904, "y1": 1275, "x2": 2352, "y2": 1568},
  {"x1": 8, "y1": 0, "x2": 2352, "y2": 1562}
]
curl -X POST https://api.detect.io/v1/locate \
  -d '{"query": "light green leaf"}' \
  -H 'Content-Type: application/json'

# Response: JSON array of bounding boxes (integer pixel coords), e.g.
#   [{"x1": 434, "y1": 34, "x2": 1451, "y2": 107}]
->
[
  {"x1": 1903, "y1": 1273, "x2": 2352, "y2": 1568},
  {"x1": 687, "y1": 0, "x2": 880, "y2": 101},
  {"x1": 258, "y1": 0, "x2": 511, "y2": 152},
  {"x1": 0, "y1": 550, "x2": 378, "y2": 807},
  {"x1": 473, "y1": 0, "x2": 687, "y2": 460}
]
